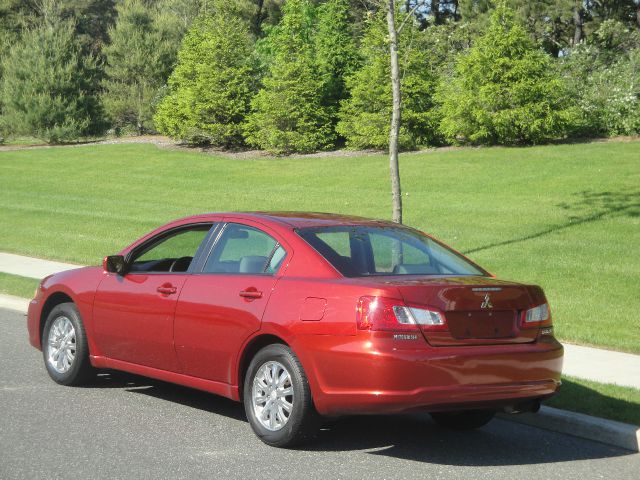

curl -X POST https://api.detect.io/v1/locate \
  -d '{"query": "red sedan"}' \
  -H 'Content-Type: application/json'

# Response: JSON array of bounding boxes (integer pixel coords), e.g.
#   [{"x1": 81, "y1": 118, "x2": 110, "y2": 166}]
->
[{"x1": 27, "y1": 212, "x2": 563, "y2": 447}]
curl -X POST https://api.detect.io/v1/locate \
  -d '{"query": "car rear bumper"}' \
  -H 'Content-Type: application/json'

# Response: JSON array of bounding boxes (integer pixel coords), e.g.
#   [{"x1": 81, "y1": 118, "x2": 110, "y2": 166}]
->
[{"x1": 294, "y1": 332, "x2": 563, "y2": 416}]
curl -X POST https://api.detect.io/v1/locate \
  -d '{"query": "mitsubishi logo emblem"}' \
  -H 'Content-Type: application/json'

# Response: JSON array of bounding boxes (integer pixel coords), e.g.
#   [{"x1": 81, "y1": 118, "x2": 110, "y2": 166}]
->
[{"x1": 480, "y1": 293, "x2": 493, "y2": 309}]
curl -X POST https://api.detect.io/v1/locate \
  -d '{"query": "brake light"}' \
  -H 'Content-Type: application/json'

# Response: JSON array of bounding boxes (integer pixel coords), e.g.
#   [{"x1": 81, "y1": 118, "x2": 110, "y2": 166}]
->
[
  {"x1": 356, "y1": 296, "x2": 446, "y2": 332},
  {"x1": 521, "y1": 303, "x2": 552, "y2": 328}
]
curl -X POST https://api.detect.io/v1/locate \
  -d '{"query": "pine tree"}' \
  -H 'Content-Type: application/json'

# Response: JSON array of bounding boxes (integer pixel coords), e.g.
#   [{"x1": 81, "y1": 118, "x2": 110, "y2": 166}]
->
[
  {"x1": 314, "y1": 0, "x2": 359, "y2": 136},
  {"x1": 58, "y1": 0, "x2": 118, "y2": 55},
  {"x1": 437, "y1": 3, "x2": 577, "y2": 145},
  {"x1": 0, "y1": 13, "x2": 103, "y2": 143},
  {"x1": 244, "y1": 0, "x2": 334, "y2": 154},
  {"x1": 102, "y1": 0, "x2": 177, "y2": 134},
  {"x1": 154, "y1": 4, "x2": 257, "y2": 146}
]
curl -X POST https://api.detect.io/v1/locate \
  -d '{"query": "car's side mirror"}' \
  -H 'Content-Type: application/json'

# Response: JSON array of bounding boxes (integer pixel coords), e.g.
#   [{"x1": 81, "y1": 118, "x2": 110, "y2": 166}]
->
[{"x1": 103, "y1": 255, "x2": 127, "y2": 275}]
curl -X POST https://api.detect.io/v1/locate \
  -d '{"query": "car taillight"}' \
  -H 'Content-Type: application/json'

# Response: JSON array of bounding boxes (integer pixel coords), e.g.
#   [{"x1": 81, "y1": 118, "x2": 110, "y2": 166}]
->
[
  {"x1": 356, "y1": 296, "x2": 446, "y2": 332},
  {"x1": 521, "y1": 303, "x2": 552, "y2": 328}
]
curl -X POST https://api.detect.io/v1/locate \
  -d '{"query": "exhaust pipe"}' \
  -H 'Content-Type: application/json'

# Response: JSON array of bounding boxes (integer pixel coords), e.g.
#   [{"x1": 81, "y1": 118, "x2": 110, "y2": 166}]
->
[{"x1": 503, "y1": 399, "x2": 541, "y2": 414}]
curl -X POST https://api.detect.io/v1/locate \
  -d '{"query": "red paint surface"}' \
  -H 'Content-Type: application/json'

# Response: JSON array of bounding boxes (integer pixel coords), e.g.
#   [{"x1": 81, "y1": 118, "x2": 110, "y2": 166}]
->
[{"x1": 27, "y1": 212, "x2": 563, "y2": 415}]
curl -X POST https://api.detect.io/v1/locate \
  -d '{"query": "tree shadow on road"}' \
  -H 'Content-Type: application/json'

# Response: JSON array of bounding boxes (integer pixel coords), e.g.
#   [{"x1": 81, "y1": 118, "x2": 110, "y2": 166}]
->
[
  {"x1": 88, "y1": 371, "x2": 634, "y2": 466},
  {"x1": 463, "y1": 189, "x2": 640, "y2": 255}
]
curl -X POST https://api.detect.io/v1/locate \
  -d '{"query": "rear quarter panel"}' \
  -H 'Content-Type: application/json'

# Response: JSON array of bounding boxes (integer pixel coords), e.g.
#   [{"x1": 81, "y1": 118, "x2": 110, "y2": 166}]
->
[
  {"x1": 263, "y1": 277, "x2": 405, "y2": 337},
  {"x1": 258, "y1": 277, "x2": 403, "y2": 406}
]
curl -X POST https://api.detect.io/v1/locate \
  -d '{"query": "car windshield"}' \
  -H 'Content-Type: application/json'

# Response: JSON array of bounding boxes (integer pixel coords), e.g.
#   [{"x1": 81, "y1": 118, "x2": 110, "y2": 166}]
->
[{"x1": 296, "y1": 226, "x2": 486, "y2": 277}]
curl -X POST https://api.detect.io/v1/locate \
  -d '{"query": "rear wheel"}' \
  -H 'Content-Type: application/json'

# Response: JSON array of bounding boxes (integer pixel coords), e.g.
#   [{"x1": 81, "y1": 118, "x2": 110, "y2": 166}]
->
[
  {"x1": 430, "y1": 409, "x2": 495, "y2": 430},
  {"x1": 243, "y1": 344, "x2": 319, "y2": 447},
  {"x1": 42, "y1": 302, "x2": 95, "y2": 385}
]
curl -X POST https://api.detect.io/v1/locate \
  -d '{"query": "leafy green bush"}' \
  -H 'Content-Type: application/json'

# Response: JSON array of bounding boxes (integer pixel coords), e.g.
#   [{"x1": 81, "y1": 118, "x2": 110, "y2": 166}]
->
[
  {"x1": 154, "y1": 5, "x2": 256, "y2": 146},
  {"x1": 561, "y1": 21, "x2": 640, "y2": 137},
  {"x1": 244, "y1": 0, "x2": 334, "y2": 154},
  {"x1": 0, "y1": 16, "x2": 103, "y2": 143},
  {"x1": 436, "y1": 3, "x2": 577, "y2": 145},
  {"x1": 576, "y1": 53, "x2": 640, "y2": 136}
]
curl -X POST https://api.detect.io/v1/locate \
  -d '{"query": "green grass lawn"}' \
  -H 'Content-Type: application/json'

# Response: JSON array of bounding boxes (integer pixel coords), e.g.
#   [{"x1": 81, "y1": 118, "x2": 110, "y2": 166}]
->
[
  {"x1": 0, "y1": 272, "x2": 39, "y2": 299},
  {"x1": 0, "y1": 141, "x2": 638, "y2": 352},
  {"x1": 546, "y1": 376, "x2": 640, "y2": 426}
]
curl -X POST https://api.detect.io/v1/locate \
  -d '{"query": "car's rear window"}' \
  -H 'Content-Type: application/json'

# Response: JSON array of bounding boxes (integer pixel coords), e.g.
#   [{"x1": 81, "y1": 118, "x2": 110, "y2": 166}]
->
[{"x1": 296, "y1": 226, "x2": 486, "y2": 277}]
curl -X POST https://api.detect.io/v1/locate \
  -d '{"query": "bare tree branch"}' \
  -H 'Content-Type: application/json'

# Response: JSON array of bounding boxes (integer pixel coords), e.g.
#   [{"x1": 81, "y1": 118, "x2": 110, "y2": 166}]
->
[{"x1": 397, "y1": 0, "x2": 427, "y2": 34}]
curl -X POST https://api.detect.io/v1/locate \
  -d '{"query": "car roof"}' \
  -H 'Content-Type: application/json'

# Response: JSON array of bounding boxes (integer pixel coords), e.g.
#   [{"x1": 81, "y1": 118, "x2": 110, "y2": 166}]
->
[{"x1": 181, "y1": 212, "x2": 395, "y2": 229}]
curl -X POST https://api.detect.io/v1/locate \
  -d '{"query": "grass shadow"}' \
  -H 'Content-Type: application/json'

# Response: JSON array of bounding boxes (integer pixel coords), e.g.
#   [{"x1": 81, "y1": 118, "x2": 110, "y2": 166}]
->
[
  {"x1": 464, "y1": 189, "x2": 640, "y2": 255},
  {"x1": 546, "y1": 378, "x2": 640, "y2": 426}
]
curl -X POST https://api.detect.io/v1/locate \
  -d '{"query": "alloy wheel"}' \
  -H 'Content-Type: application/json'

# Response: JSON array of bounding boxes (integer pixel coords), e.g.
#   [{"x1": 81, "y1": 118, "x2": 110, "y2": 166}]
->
[
  {"x1": 46, "y1": 316, "x2": 76, "y2": 374},
  {"x1": 252, "y1": 361, "x2": 294, "y2": 431}
]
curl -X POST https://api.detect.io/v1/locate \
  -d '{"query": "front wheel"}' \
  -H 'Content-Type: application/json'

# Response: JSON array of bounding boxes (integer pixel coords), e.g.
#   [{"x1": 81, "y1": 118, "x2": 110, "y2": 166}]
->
[
  {"x1": 243, "y1": 344, "x2": 319, "y2": 447},
  {"x1": 430, "y1": 409, "x2": 495, "y2": 430},
  {"x1": 42, "y1": 302, "x2": 95, "y2": 385}
]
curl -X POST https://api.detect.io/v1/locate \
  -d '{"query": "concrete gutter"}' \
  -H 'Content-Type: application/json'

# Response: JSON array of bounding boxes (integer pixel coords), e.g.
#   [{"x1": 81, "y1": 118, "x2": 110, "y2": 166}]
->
[
  {"x1": 499, "y1": 406, "x2": 640, "y2": 452},
  {"x1": 0, "y1": 293, "x2": 30, "y2": 313},
  {"x1": 1, "y1": 292, "x2": 638, "y2": 452}
]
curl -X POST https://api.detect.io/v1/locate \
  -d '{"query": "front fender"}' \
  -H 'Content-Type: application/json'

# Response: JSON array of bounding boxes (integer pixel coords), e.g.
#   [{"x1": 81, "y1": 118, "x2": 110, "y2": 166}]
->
[{"x1": 27, "y1": 267, "x2": 104, "y2": 354}]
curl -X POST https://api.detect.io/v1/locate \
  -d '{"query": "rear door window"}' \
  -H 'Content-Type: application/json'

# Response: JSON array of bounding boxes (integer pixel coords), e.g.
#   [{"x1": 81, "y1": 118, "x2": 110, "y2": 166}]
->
[{"x1": 204, "y1": 223, "x2": 284, "y2": 275}]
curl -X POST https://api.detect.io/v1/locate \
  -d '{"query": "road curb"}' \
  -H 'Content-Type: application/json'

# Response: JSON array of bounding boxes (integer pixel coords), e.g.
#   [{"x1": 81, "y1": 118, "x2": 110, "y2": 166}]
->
[
  {"x1": 498, "y1": 406, "x2": 640, "y2": 452},
  {"x1": 0, "y1": 294, "x2": 29, "y2": 313}
]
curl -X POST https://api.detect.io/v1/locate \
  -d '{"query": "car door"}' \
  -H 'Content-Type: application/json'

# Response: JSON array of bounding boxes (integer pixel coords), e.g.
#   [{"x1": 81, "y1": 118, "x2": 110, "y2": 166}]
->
[
  {"x1": 173, "y1": 221, "x2": 289, "y2": 383},
  {"x1": 93, "y1": 223, "x2": 215, "y2": 372}
]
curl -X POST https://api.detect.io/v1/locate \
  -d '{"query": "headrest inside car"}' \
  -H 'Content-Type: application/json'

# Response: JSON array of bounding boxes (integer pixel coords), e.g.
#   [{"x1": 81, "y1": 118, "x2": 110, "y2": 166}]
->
[{"x1": 239, "y1": 256, "x2": 268, "y2": 274}]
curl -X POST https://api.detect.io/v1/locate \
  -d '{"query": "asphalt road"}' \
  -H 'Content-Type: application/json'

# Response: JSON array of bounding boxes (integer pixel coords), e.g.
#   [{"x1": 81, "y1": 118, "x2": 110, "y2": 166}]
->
[{"x1": 1, "y1": 308, "x2": 638, "y2": 480}]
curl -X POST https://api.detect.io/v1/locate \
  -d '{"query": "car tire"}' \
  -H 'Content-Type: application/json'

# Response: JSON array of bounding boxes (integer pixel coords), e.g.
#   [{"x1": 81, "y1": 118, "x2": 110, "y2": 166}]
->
[
  {"x1": 430, "y1": 409, "x2": 496, "y2": 430},
  {"x1": 42, "y1": 302, "x2": 95, "y2": 386},
  {"x1": 243, "y1": 344, "x2": 319, "y2": 447}
]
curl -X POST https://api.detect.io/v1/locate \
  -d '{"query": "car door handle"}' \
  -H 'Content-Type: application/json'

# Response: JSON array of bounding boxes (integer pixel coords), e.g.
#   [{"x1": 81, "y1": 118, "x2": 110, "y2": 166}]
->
[
  {"x1": 239, "y1": 289, "x2": 262, "y2": 299},
  {"x1": 157, "y1": 283, "x2": 177, "y2": 295}
]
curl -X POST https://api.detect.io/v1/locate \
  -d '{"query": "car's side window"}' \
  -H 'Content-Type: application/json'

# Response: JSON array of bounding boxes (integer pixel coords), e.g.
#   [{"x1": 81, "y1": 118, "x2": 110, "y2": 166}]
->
[
  {"x1": 265, "y1": 245, "x2": 287, "y2": 274},
  {"x1": 129, "y1": 224, "x2": 213, "y2": 273},
  {"x1": 203, "y1": 223, "x2": 283, "y2": 275}
]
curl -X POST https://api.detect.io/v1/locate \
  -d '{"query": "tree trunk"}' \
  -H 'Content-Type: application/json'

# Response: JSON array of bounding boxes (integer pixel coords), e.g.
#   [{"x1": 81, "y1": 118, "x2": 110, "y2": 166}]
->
[
  {"x1": 431, "y1": 0, "x2": 441, "y2": 24},
  {"x1": 636, "y1": 3, "x2": 640, "y2": 29},
  {"x1": 573, "y1": 5, "x2": 584, "y2": 46},
  {"x1": 254, "y1": 0, "x2": 265, "y2": 35},
  {"x1": 387, "y1": 1, "x2": 403, "y2": 224},
  {"x1": 137, "y1": 84, "x2": 144, "y2": 136}
]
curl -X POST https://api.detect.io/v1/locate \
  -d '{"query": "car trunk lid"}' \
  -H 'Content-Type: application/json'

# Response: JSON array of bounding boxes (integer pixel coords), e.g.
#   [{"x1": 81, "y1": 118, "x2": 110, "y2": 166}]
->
[{"x1": 392, "y1": 276, "x2": 537, "y2": 346}]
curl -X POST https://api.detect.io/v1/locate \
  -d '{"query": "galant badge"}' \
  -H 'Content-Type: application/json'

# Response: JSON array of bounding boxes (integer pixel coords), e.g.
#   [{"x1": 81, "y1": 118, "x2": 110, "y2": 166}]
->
[{"x1": 480, "y1": 293, "x2": 493, "y2": 309}]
